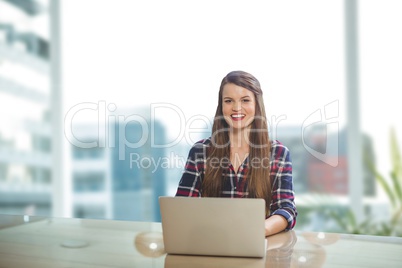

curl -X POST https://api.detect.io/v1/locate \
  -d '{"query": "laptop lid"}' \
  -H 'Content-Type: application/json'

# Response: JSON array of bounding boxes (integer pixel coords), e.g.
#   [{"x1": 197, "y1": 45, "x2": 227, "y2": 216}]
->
[{"x1": 159, "y1": 196, "x2": 266, "y2": 258}]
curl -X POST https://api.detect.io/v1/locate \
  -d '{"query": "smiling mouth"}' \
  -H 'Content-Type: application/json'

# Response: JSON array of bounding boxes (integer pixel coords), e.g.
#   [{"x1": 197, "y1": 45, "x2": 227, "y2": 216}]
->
[{"x1": 231, "y1": 114, "x2": 245, "y2": 121}]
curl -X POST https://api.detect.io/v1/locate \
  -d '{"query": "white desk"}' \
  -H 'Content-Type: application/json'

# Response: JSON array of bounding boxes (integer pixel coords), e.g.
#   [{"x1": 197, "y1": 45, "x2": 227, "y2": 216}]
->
[{"x1": 0, "y1": 214, "x2": 401, "y2": 267}]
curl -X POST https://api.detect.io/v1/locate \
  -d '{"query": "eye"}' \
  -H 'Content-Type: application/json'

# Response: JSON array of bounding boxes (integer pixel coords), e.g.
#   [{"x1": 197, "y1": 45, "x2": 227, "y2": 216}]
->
[
  {"x1": 242, "y1": 99, "x2": 251, "y2": 103},
  {"x1": 224, "y1": 99, "x2": 232, "y2": 103}
]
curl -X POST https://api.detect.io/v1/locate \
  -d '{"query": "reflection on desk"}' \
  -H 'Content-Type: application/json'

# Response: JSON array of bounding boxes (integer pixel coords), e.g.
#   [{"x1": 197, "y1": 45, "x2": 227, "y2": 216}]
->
[
  {"x1": 164, "y1": 254, "x2": 265, "y2": 268},
  {"x1": 164, "y1": 230, "x2": 297, "y2": 268},
  {"x1": 0, "y1": 214, "x2": 401, "y2": 268},
  {"x1": 135, "y1": 231, "x2": 165, "y2": 257}
]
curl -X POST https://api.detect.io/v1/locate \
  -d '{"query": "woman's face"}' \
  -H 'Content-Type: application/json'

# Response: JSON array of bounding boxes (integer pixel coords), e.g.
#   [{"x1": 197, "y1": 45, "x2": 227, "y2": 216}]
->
[{"x1": 222, "y1": 83, "x2": 256, "y2": 131}]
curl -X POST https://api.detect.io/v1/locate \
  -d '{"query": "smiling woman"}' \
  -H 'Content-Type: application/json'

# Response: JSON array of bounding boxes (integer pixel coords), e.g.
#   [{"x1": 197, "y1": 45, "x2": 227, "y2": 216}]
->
[{"x1": 175, "y1": 71, "x2": 297, "y2": 237}]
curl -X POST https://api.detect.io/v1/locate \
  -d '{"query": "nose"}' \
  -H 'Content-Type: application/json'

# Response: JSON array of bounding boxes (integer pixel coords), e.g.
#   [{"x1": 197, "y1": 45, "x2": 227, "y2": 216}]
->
[{"x1": 232, "y1": 101, "x2": 241, "y2": 111}]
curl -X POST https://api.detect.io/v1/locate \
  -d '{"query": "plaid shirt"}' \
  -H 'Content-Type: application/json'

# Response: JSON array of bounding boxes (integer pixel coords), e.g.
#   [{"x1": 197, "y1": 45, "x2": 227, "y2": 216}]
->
[{"x1": 175, "y1": 138, "x2": 297, "y2": 230}]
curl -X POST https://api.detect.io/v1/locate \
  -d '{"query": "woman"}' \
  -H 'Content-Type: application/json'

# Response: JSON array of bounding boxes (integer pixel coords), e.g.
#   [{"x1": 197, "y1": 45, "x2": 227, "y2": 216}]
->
[{"x1": 175, "y1": 70, "x2": 297, "y2": 236}]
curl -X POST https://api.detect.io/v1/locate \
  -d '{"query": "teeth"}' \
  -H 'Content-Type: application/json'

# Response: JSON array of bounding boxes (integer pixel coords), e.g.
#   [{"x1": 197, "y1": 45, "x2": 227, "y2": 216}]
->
[{"x1": 232, "y1": 114, "x2": 244, "y2": 118}]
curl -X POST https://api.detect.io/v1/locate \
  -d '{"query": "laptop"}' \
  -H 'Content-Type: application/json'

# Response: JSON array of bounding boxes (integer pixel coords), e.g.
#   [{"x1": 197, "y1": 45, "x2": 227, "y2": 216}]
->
[{"x1": 159, "y1": 196, "x2": 267, "y2": 258}]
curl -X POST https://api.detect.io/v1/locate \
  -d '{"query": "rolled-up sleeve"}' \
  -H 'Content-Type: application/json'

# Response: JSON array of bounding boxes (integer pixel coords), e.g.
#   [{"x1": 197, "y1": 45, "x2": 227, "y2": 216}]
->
[{"x1": 269, "y1": 141, "x2": 297, "y2": 230}]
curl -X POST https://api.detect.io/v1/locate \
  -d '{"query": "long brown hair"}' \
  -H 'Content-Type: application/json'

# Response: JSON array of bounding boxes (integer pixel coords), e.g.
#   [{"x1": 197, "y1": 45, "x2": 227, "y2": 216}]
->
[{"x1": 202, "y1": 70, "x2": 272, "y2": 215}]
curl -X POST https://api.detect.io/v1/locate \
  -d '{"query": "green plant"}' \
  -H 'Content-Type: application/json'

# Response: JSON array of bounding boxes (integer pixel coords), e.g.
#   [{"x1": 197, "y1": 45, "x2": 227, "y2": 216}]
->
[
  {"x1": 366, "y1": 127, "x2": 402, "y2": 236},
  {"x1": 319, "y1": 128, "x2": 402, "y2": 236}
]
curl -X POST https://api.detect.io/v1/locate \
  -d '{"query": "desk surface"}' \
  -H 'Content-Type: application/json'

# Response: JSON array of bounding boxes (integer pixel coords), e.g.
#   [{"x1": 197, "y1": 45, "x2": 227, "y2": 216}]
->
[{"x1": 0, "y1": 214, "x2": 401, "y2": 268}]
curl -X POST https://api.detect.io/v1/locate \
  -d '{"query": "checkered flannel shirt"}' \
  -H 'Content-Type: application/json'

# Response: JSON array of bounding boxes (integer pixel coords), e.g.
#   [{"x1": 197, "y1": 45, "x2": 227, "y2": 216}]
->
[{"x1": 175, "y1": 138, "x2": 297, "y2": 230}]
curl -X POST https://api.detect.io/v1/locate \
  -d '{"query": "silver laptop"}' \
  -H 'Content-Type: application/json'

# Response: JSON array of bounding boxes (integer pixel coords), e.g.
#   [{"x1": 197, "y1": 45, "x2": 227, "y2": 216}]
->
[{"x1": 159, "y1": 196, "x2": 267, "y2": 258}]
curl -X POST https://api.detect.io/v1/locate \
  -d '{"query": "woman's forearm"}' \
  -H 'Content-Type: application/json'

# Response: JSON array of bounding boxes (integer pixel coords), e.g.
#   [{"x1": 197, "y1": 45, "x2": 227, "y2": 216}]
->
[{"x1": 265, "y1": 215, "x2": 288, "y2": 236}]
